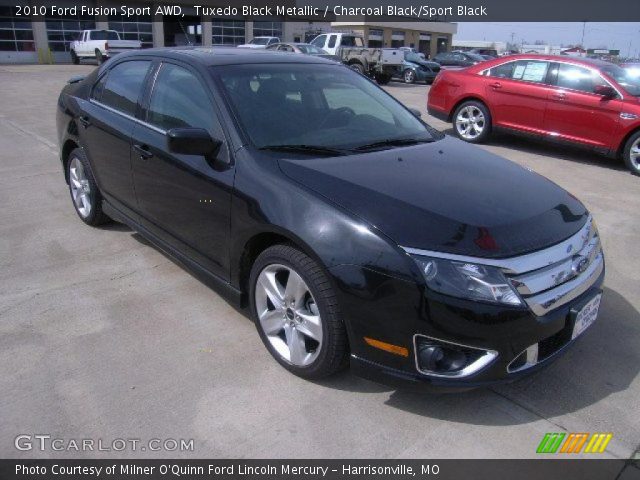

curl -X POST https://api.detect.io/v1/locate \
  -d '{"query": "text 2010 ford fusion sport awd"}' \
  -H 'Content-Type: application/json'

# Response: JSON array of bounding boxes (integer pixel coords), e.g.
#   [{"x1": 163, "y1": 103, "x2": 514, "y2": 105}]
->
[{"x1": 57, "y1": 48, "x2": 605, "y2": 391}]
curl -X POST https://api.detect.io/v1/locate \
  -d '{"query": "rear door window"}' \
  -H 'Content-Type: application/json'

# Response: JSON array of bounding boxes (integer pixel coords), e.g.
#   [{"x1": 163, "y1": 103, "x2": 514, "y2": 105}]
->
[
  {"x1": 327, "y1": 35, "x2": 337, "y2": 49},
  {"x1": 510, "y1": 60, "x2": 550, "y2": 83},
  {"x1": 99, "y1": 60, "x2": 151, "y2": 116}
]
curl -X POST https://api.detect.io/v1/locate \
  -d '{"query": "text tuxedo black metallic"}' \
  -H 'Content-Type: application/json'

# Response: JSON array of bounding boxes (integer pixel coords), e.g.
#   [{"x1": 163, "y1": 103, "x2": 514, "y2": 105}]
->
[{"x1": 56, "y1": 48, "x2": 604, "y2": 391}]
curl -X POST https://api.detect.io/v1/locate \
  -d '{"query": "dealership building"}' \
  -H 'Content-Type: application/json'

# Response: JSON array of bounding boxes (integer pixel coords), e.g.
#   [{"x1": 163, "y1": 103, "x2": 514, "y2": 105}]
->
[{"x1": 0, "y1": 0, "x2": 456, "y2": 63}]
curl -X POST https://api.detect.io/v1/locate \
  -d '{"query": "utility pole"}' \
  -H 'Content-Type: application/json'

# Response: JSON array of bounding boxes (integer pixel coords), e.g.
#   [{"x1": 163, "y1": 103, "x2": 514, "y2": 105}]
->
[{"x1": 580, "y1": 21, "x2": 586, "y2": 47}]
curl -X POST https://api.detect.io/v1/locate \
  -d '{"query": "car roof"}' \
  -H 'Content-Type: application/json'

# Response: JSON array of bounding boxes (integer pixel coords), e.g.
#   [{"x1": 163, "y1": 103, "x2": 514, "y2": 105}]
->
[{"x1": 110, "y1": 46, "x2": 337, "y2": 66}]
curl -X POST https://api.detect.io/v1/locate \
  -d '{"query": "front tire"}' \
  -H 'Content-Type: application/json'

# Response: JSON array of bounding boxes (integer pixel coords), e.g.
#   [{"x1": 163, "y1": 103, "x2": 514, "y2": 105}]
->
[
  {"x1": 66, "y1": 148, "x2": 110, "y2": 226},
  {"x1": 403, "y1": 69, "x2": 416, "y2": 84},
  {"x1": 70, "y1": 50, "x2": 80, "y2": 65},
  {"x1": 452, "y1": 100, "x2": 492, "y2": 143},
  {"x1": 349, "y1": 62, "x2": 365, "y2": 75},
  {"x1": 250, "y1": 245, "x2": 349, "y2": 379},
  {"x1": 623, "y1": 131, "x2": 640, "y2": 176}
]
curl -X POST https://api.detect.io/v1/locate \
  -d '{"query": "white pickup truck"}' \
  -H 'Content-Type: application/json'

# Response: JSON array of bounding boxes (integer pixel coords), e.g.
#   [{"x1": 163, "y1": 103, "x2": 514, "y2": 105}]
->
[
  {"x1": 70, "y1": 30, "x2": 142, "y2": 65},
  {"x1": 310, "y1": 32, "x2": 403, "y2": 84}
]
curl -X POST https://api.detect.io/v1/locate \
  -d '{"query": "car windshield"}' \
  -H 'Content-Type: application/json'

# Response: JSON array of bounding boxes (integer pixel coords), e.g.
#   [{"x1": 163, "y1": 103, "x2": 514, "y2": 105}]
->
[
  {"x1": 297, "y1": 45, "x2": 325, "y2": 54},
  {"x1": 250, "y1": 38, "x2": 270, "y2": 45},
  {"x1": 405, "y1": 53, "x2": 425, "y2": 63},
  {"x1": 215, "y1": 63, "x2": 441, "y2": 153},
  {"x1": 91, "y1": 31, "x2": 119, "y2": 41},
  {"x1": 466, "y1": 53, "x2": 486, "y2": 61},
  {"x1": 601, "y1": 65, "x2": 640, "y2": 96}
]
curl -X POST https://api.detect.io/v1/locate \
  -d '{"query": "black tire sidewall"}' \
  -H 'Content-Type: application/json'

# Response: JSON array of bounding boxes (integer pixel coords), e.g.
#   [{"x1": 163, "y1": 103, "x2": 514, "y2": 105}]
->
[
  {"x1": 249, "y1": 245, "x2": 346, "y2": 378},
  {"x1": 70, "y1": 51, "x2": 79, "y2": 64},
  {"x1": 453, "y1": 100, "x2": 492, "y2": 143},
  {"x1": 623, "y1": 131, "x2": 640, "y2": 176}
]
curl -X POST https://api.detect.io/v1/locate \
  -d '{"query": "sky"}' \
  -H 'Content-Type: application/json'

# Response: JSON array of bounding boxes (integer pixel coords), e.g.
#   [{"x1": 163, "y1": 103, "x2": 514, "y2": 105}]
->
[{"x1": 455, "y1": 22, "x2": 640, "y2": 57}]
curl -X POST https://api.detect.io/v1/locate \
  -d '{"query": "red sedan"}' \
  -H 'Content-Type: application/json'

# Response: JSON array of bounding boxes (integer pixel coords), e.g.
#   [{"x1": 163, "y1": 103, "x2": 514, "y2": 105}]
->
[{"x1": 427, "y1": 54, "x2": 640, "y2": 175}]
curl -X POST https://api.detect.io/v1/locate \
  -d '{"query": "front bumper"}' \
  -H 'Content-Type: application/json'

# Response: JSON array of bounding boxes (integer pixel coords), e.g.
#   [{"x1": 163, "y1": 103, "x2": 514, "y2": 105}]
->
[{"x1": 329, "y1": 220, "x2": 605, "y2": 392}]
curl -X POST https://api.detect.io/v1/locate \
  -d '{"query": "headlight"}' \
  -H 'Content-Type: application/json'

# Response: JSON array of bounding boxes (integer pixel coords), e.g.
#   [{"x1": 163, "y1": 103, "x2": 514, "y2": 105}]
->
[{"x1": 412, "y1": 256, "x2": 522, "y2": 306}]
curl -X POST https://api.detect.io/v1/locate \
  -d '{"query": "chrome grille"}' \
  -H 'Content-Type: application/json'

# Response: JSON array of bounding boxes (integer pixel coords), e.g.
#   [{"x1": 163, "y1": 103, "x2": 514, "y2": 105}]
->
[{"x1": 502, "y1": 216, "x2": 603, "y2": 316}]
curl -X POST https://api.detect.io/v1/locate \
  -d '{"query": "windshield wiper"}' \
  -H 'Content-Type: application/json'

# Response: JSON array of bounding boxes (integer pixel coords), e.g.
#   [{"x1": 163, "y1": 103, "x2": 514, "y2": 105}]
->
[
  {"x1": 259, "y1": 144, "x2": 349, "y2": 156},
  {"x1": 353, "y1": 137, "x2": 435, "y2": 152}
]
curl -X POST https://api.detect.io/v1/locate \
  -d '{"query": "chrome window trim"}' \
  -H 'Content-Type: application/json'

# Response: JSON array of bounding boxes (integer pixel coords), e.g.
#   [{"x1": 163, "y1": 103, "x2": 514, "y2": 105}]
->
[
  {"x1": 402, "y1": 216, "x2": 593, "y2": 275},
  {"x1": 89, "y1": 98, "x2": 167, "y2": 135},
  {"x1": 413, "y1": 334, "x2": 498, "y2": 378}
]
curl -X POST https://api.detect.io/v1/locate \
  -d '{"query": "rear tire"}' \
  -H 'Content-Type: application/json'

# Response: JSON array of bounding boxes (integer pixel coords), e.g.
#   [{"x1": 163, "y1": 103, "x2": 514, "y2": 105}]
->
[
  {"x1": 349, "y1": 62, "x2": 365, "y2": 75},
  {"x1": 66, "y1": 148, "x2": 111, "y2": 226},
  {"x1": 623, "y1": 131, "x2": 640, "y2": 176},
  {"x1": 249, "y1": 244, "x2": 349, "y2": 379},
  {"x1": 95, "y1": 49, "x2": 104, "y2": 65},
  {"x1": 70, "y1": 50, "x2": 80, "y2": 65},
  {"x1": 452, "y1": 100, "x2": 492, "y2": 143},
  {"x1": 375, "y1": 73, "x2": 392, "y2": 85}
]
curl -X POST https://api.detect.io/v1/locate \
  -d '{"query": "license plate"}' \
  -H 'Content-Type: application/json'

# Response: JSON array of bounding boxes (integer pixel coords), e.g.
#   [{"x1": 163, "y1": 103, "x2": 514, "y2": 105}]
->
[{"x1": 572, "y1": 293, "x2": 602, "y2": 340}]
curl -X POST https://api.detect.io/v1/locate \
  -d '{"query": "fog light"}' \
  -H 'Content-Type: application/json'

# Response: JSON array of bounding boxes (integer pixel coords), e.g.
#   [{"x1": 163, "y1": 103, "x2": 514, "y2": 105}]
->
[{"x1": 414, "y1": 335, "x2": 497, "y2": 378}]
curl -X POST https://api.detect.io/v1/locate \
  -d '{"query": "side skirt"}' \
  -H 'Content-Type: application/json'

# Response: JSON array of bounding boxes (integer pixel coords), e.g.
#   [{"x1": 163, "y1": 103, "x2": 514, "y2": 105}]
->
[{"x1": 102, "y1": 199, "x2": 243, "y2": 307}]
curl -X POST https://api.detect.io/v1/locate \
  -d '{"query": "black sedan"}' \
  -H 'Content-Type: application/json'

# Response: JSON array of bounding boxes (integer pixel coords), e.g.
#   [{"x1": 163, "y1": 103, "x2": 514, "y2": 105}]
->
[{"x1": 56, "y1": 48, "x2": 604, "y2": 390}]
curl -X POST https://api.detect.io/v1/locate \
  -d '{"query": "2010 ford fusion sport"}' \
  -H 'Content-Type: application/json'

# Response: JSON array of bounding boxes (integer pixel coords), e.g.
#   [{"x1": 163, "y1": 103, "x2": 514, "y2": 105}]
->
[{"x1": 56, "y1": 48, "x2": 605, "y2": 390}]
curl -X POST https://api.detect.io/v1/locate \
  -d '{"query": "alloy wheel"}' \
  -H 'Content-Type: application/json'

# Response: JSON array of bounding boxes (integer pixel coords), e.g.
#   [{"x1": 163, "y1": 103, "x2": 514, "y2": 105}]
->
[
  {"x1": 69, "y1": 157, "x2": 92, "y2": 218},
  {"x1": 255, "y1": 264, "x2": 323, "y2": 367},
  {"x1": 630, "y1": 138, "x2": 640, "y2": 170},
  {"x1": 404, "y1": 70, "x2": 415, "y2": 83},
  {"x1": 455, "y1": 105, "x2": 485, "y2": 140}
]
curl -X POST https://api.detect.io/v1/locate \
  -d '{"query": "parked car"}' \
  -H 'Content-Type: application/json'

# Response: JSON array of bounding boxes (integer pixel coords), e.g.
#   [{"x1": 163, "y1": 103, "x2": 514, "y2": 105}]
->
[
  {"x1": 393, "y1": 50, "x2": 441, "y2": 84},
  {"x1": 57, "y1": 48, "x2": 604, "y2": 390},
  {"x1": 70, "y1": 29, "x2": 141, "y2": 65},
  {"x1": 428, "y1": 54, "x2": 640, "y2": 175},
  {"x1": 433, "y1": 51, "x2": 486, "y2": 67},
  {"x1": 310, "y1": 33, "x2": 403, "y2": 84},
  {"x1": 265, "y1": 42, "x2": 339, "y2": 61},
  {"x1": 237, "y1": 36, "x2": 280, "y2": 49}
]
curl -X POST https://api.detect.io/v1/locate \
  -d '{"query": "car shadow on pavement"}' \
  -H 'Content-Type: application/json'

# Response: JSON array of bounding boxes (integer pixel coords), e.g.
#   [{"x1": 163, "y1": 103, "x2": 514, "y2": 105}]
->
[
  {"x1": 441, "y1": 128, "x2": 628, "y2": 173},
  {"x1": 380, "y1": 287, "x2": 639, "y2": 425}
]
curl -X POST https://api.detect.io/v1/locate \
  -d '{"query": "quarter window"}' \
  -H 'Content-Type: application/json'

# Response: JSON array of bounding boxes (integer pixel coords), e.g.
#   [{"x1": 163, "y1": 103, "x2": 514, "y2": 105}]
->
[
  {"x1": 147, "y1": 63, "x2": 215, "y2": 132},
  {"x1": 556, "y1": 63, "x2": 602, "y2": 94},
  {"x1": 100, "y1": 60, "x2": 151, "y2": 116},
  {"x1": 488, "y1": 61, "x2": 516, "y2": 78}
]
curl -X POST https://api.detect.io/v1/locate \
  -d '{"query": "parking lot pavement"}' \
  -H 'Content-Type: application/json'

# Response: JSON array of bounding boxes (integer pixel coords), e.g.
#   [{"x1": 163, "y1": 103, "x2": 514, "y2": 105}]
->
[{"x1": 1, "y1": 65, "x2": 639, "y2": 461}]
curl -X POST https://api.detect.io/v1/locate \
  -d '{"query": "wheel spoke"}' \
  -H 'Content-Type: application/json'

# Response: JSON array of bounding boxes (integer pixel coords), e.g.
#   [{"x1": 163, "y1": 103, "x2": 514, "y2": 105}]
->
[
  {"x1": 259, "y1": 309, "x2": 286, "y2": 335},
  {"x1": 284, "y1": 324, "x2": 307, "y2": 365},
  {"x1": 284, "y1": 270, "x2": 307, "y2": 308},
  {"x1": 259, "y1": 271, "x2": 285, "y2": 310},
  {"x1": 295, "y1": 312, "x2": 322, "y2": 342}
]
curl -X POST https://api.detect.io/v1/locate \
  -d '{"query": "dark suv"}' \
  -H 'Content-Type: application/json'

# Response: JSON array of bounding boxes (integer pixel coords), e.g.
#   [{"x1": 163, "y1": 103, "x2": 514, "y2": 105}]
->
[
  {"x1": 57, "y1": 48, "x2": 604, "y2": 391},
  {"x1": 433, "y1": 51, "x2": 486, "y2": 67}
]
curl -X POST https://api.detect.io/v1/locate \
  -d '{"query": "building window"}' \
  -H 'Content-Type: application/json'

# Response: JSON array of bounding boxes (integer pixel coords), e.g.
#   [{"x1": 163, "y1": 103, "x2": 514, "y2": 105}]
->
[
  {"x1": 368, "y1": 28, "x2": 383, "y2": 48},
  {"x1": 108, "y1": 13, "x2": 153, "y2": 48},
  {"x1": 212, "y1": 19, "x2": 245, "y2": 46},
  {"x1": 45, "y1": 15, "x2": 95, "y2": 52},
  {"x1": 437, "y1": 36, "x2": 449, "y2": 53},
  {"x1": 419, "y1": 33, "x2": 431, "y2": 57},
  {"x1": 0, "y1": 6, "x2": 34, "y2": 52},
  {"x1": 253, "y1": 21, "x2": 282, "y2": 39},
  {"x1": 391, "y1": 30, "x2": 405, "y2": 48}
]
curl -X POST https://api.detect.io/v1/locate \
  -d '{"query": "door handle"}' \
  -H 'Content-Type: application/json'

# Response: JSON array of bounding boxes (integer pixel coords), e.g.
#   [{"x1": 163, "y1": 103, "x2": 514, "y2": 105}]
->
[
  {"x1": 133, "y1": 144, "x2": 153, "y2": 159},
  {"x1": 78, "y1": 116, "x2": 91, "y2": 128},
  {"x1": 490, "y1": 82, "x2": 502, "y2": 89}
]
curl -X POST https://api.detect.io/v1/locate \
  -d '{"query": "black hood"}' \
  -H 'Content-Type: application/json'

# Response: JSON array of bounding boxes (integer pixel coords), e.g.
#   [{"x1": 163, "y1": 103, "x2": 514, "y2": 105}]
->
[{"x1": 277, "y1": 136, "x2": 588, "y2": 258}]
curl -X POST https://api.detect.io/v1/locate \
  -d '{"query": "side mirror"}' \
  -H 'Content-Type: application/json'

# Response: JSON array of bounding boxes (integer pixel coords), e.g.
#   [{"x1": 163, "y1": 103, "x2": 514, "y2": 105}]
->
[
  {"x1": 409, "y1": 108, "x2": 422, "y2": 118},
  {"x1": 167, "y1": 128, "x2": 222, "y2": 157},
  {"x1": 593, "y1": 84, "x2": 616, "y2": 99}
]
